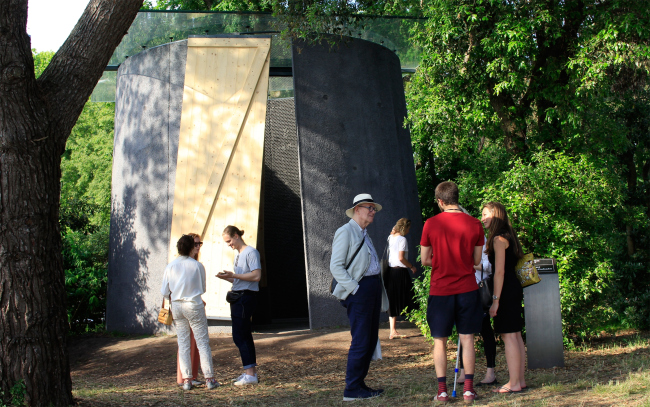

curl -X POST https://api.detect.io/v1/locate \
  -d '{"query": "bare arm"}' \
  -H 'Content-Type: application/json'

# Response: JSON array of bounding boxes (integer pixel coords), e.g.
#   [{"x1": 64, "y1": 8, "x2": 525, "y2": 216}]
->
[
  {"x1": 235, "y1": 268, "x2": 262, "y2": 282},
  {"x1": 473, "y1": 245, "x2": 483, "y2": 267},
  {"x1": 216, "y1": 273, "x2": 235, "y2": 283},
  {"x1": 398, "y1": 251, "x2": 417, "y2": 273},
  {"x1": 217, "y1": 269, "x2": 261, "y2": 283},
  {"x1": 489, "y1": 236, "x2": 510, "y2": 318},
  {"x1": 421, "y1": 246, "x2": 432, "y2": 267}
]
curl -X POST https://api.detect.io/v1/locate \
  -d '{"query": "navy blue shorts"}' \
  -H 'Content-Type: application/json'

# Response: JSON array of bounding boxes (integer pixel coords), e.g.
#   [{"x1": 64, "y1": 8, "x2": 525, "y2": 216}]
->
[{"x1": 426, "y1": 290, "x2": 483, "y2": 338}]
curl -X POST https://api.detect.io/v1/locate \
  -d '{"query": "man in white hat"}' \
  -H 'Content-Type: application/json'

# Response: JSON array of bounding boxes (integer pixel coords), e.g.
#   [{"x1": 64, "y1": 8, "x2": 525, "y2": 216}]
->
[{"x1": 330, "y1": 193, "x2": 389, "y2": 401}]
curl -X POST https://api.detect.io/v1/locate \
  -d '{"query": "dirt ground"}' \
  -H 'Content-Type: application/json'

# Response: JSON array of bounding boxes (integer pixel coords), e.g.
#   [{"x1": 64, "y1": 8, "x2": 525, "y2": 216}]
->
[{"x1": 69, "y1": 322, "x2": 650, "y2": 406}]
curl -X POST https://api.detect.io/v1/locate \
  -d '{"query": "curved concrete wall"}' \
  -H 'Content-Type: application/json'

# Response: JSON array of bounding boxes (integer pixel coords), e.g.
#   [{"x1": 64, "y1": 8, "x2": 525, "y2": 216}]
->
[
  {"x1": 107, "y1": 41, "x2": 188, "y2": 334},
  {"x1": 292, "y1": 36, "x2": 423, "y2": 329}
]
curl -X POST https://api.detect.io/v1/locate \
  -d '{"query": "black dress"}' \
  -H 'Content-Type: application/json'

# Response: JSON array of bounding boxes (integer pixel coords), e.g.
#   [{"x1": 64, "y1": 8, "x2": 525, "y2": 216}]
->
[
  {"x1": 384, "y1": 267, "x2": 417, "y2": 317},
  {"x1": 383, "y1": 235, "x2": 417, "y2": 317},
  {"x1": 489, "y1": 235, "x2": 524, "y2": 334}
]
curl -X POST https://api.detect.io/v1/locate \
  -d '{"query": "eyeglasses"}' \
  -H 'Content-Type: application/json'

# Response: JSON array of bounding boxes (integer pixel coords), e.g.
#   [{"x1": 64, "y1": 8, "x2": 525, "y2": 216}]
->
[
  {"x1": 358, "y1": 205, "x2": 377, "y2": 213},
  {"x1": 194, "y1": 242, "x2": 203, "y2": 247}
]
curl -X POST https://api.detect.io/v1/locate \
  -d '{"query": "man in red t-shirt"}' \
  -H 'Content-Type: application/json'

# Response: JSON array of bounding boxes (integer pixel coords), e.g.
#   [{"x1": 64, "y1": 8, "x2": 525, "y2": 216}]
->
[{"x1": 420, "y1": 181, "x2": 484, "y2": 402}]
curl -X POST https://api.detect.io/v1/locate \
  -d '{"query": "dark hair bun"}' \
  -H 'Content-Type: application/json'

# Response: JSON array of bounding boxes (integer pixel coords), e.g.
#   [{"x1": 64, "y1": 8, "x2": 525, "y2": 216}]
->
[{"x1": 176, "y1": 235, "x2": 194, "y2": 256}]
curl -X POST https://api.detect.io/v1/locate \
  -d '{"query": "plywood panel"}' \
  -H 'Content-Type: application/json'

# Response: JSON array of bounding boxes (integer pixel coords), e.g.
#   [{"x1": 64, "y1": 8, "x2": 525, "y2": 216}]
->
[{"x1": 170, "y1": 37, "x2": 271, "y2": 319}]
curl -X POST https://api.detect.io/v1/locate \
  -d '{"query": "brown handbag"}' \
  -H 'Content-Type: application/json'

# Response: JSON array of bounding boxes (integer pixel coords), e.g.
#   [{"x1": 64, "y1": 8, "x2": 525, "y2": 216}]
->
[{"x1": 158, "y1": 298, "x2": 172, "y2": 325}]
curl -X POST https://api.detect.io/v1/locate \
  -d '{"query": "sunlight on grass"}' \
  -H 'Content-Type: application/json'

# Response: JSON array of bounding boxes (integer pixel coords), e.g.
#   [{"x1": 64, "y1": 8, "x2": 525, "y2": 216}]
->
[
  {"x1": 530, "y1": 371, "x2": 561, "y2": 386},
  {"x1": 541, "y1": 382, "x2": 570, "y2": 392},
  {"x1": 592, "y1": 370, "x2": 650, "y2": 398},
  {"x1": 73, "y1": 385, "x2": 118, "y2": 398}
]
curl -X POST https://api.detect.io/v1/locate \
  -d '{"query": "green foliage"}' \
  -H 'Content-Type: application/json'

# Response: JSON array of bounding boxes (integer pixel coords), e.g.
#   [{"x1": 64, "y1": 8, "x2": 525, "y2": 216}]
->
[
  {"x1": 0, "y1": 379, "x2": 26, "y2": 407},
  {"x1": 405, "y1": 267, "x2": 432, "y2": 343},
  {"x1": 459, "y1": 150, "x2": 630, "y2": 337},
  {"x1": 405, "y1": 0, "x2": 650, "y2": 341},
  {"x1": 62, "y1": 224, "x2": 109, "y2": 331},
  {"x1": 271, "y1": 0, "x2": 423, "y2": 47},
  {"x1": 33, "y1": 50, "x2": 114, "y2": 333},
  {"x1": 32, "y1": 50, "x2": 54, "y2": 78},
  {"x1": 61, "y1": 101, "x2": 115, "y2": 226},
  {"x1": 60, "y1": 100, "x2": 114, "y2": 333},
  {"x1": 151, "y1": 0, "x2": 273, "y2": 11}
]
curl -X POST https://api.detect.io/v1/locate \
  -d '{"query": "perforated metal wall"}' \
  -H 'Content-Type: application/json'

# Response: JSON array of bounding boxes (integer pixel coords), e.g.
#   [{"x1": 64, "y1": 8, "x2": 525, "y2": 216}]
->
[{"x1": 261, "y1": 98, "x2": 309, "y2": 321}]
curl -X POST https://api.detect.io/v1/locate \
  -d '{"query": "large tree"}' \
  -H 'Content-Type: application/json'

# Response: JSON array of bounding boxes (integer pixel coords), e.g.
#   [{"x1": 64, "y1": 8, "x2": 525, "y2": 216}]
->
[{"x1": 0, "y1": 1, "x2": 143, "y2": 405}]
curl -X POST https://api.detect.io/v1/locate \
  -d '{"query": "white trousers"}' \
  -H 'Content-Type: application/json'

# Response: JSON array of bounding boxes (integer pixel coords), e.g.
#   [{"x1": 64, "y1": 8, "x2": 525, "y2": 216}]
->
[{"x1": 172, "y1": 301, "x2": 214, "y2": 379}]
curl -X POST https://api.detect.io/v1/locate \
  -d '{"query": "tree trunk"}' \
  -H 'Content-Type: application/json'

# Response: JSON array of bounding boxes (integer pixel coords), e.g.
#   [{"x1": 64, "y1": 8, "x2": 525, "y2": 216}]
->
[
  {"x1": 0, "y1": 118, "x2": 71, "y2": 405},
  {"x1": 0, "y1": 1, "x2": 143, "y2": 405},
  {"x1": 621, "y1": 149, "x2": 637, "y2": 256},
  {"x1": 643, "y1": 159, "x2": 650, "y2": 217}
]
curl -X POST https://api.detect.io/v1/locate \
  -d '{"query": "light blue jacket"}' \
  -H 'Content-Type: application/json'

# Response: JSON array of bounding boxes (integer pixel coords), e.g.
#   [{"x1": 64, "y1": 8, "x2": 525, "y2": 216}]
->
[{"x1": 329, "y1": 219, "x2": 389, "y2": 311}]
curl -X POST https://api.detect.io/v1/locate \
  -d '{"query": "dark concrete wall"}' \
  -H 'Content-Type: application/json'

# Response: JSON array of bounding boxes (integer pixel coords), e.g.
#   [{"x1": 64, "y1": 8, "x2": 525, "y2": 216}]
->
[
  {"x1": 292, "y1": 36, "x2": 423, "y2": 329},
  {"x1": 108, "y1": 40, "x2": 231, "y2": 334},
  {"x1": 107, "y1": 40, "x2": 187, "y2": 334},
  {"x1": 262, "y1": 98, "x2": 310, "y2": 322}
]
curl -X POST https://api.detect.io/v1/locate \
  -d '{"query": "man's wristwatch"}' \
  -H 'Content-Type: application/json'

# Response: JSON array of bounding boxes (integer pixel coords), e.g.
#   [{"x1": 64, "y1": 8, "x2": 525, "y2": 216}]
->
[{"x1": 492, "y1": 295, "x2": 500, "y2": 300}]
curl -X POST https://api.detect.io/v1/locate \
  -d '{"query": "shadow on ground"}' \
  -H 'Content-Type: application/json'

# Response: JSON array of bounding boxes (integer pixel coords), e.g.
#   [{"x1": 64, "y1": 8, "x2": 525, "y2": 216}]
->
[{"x1": 69, "y1": 324, "x2": 650, "y2": 406}]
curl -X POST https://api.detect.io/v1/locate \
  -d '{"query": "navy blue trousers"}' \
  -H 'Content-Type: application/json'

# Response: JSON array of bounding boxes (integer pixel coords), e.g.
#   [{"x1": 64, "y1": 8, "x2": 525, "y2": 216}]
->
[
  {"x1": 230, "y1": 291, "x2": 258, "y2": 369},
  {"x1": 341, "y1": 275, "x2": 382, "y2": 391}
]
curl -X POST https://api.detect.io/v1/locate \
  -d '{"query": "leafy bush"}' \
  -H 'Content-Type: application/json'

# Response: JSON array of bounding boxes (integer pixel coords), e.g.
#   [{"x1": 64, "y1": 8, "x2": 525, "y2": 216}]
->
[
  {"x1": 406, "y1": 149, "x2": 650, "y2": 341},
  {"x1": 34, "y1": 50, "x2": 114, "y2": 334},
  {"x1": 59, "y1": 100, "x2": 114, "y2": 333},
  {"x1": 405, "y1": 267, "x2": 433, "y2": 343},
  {"x1": 62, "y1": 224, "x2": 109, "y2": 332},
  {"x1": 457, "y1": 150, "x2": 628, "y2": 338},
  {"x1": 0, "y1": 379, "x2": 26, "y2": 407}
]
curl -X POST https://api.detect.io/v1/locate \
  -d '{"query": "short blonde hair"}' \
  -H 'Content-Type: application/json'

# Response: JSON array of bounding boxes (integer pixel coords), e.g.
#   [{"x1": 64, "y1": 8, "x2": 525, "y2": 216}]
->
[{"x1": 392, "y1": 218, "x2": 411, "y2": 236}]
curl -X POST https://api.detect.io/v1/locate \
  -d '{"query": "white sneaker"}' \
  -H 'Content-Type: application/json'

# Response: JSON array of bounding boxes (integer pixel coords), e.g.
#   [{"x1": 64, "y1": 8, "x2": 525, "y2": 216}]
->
[
  {"x1": 231, "y1": 373, "x2": 246, "y2": 382},
  {"x1": 234, "y1": 374, "x2": 258, "y2": 386},
  {"x1": 191, "y1": 380, "x2": 204, "y2": 386},
  {"x1": 182, "y1": 380, "x2": 192, "y2": 391}
]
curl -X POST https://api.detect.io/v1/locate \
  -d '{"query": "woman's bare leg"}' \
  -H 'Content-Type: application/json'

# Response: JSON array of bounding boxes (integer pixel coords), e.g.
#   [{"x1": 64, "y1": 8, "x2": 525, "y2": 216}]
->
[
  {"x1": 496, "y1": 333, "x2": 522, "y2": 392},
  {"x1": 389, "y1": 316, "x2": 400, "y2": 338},
  {"x1": 517, "y1": 333, "x2": 526, "y2": 388}
]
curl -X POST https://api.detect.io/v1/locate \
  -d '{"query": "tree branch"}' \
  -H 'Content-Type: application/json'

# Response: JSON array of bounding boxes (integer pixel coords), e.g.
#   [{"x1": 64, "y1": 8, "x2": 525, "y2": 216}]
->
[
  {"x1": 37, "y1": 0, "x2": 143, "y2": 152},
  {"x1": 486, "y1": 81, "x2": 527, "y2": 155}
]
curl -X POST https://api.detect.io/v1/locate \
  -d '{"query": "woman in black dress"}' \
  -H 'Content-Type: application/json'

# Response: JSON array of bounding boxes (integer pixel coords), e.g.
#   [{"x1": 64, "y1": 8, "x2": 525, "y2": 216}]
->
[
  {"x1": 482, "y1": 202, "x2": 526, "y2": 393},
  {"x1": 384, "y1": 218, "x2": 417, "y2": 339}
]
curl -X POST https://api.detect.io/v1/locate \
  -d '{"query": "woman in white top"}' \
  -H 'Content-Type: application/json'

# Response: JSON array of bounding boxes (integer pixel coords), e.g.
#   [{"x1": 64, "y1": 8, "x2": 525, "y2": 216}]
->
[
  {"x1": 161, "y1": 235, "x2": 219, "y2": 391},
  {"x1": 175, "y1": 232, "x2": 202, "y2": 386},
  {"x1": 217, "y1": 225, "x2": 262, "y2": 386},
  {"x1": 384, "y1": 218, "x2": 417, "y2": 339}
]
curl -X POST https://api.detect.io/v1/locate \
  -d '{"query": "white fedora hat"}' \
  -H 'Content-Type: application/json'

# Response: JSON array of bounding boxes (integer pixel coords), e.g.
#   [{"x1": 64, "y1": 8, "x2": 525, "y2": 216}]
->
[{"x1": 345, "y1": 193, "x2": 383, "y2": 218}]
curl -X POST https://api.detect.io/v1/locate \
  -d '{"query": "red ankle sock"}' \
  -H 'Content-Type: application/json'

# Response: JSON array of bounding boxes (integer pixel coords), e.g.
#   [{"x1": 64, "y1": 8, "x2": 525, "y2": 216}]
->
[
  {"x1": 463, "y1": 374, "x2": 474, "y2": 393},
  {"x1": 437, "y1": 377, "x2": 447, "y2": 395}
]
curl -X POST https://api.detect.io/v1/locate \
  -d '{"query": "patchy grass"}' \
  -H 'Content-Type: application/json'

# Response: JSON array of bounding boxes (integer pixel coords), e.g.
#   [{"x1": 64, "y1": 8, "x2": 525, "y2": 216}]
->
[{"x1": 70, "y1": 325, "x2": 650, "y2": 406}]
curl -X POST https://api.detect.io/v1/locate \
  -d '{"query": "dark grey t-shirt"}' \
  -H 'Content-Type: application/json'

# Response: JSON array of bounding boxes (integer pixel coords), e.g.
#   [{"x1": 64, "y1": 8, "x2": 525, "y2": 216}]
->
[{"x1": 232, "y1": 246, "x2": 261, "y2": 292}]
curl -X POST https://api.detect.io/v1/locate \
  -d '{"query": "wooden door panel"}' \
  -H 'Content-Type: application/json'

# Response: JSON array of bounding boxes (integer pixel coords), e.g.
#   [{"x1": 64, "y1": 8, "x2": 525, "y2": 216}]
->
[{"x1": 170, "y1": 37, "x2": 270, "y2": 319}]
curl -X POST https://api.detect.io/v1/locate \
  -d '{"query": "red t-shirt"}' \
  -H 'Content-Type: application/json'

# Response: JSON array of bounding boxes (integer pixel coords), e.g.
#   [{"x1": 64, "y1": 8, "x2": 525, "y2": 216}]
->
[{"x1": 420, "y1": 212, "x2": 485, "y2": 296}]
